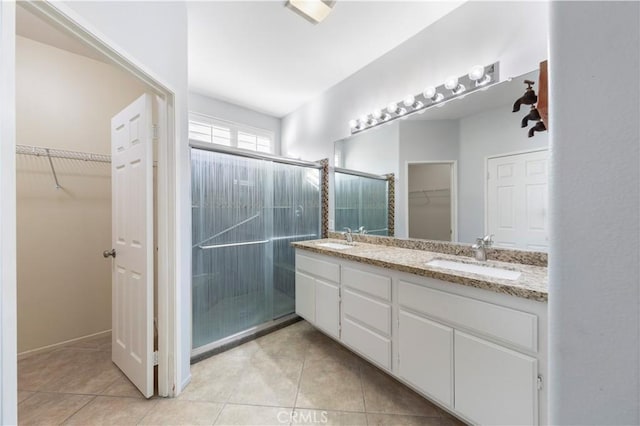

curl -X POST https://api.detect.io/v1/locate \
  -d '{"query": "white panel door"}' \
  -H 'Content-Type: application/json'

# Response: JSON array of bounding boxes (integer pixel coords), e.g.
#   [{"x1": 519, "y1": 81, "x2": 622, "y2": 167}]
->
[
  {"x1": 487, "y1": 150, "x2": 549, "y2": 251},
  {"x1": 110, "y1": 94, "x2": 154, "y2": 398}
]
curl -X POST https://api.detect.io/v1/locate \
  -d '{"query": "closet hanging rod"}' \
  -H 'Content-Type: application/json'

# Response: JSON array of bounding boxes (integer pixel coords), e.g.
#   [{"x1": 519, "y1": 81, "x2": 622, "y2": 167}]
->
[{"x1": 16, "y1": 144, "x2": 111, "y2": 163}]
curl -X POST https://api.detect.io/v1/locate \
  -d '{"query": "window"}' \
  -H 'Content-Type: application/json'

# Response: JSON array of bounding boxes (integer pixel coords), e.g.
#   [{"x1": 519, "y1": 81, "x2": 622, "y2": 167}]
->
[{"x1": 189, "y1": 113, "x2": 275, "y2": 154}]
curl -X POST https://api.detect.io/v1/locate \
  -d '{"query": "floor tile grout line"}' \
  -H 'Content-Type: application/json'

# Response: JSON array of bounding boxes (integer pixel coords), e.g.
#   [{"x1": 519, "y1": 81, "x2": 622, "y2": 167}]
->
[
  {"x1": 20, "y1": 388, "x2": 145, "y2": 400},
  {"x1": 291, "y1": 338, "x2": 308, "y2": 411},
  {"x1": 357, "y1": 361, "x2": 369, "y2": 426},
  {"x1": 56, "y1": 394, "x2": 97, "y2": 425},
  {"x1": 134, "y1": 397, "x2": 162, "y2": 426},
  {"x1": 211, "y1": 402, "x2": 226, "y2": 426}
]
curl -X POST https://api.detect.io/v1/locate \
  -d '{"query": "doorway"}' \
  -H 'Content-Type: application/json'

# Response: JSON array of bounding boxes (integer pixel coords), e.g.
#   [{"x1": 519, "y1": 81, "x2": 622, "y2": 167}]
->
[
  {"x1": 15, "y1": 8, "x2": 156, "y2": 398},
  {"x1": 407, "y1": 161, "x2": 457, "y2": 241},
  {"x1": 12, "y1": 2, "x2": 175, "y2": 414}
]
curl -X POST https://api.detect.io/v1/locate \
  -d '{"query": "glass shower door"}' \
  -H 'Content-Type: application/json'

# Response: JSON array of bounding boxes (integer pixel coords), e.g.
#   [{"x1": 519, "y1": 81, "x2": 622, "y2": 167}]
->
[
  {"x1": 272, "y1": 163, "x2": 321, "y2": 318},
  {"x1": 191, "y1": 148, "x2": 320, "y2": 351}
]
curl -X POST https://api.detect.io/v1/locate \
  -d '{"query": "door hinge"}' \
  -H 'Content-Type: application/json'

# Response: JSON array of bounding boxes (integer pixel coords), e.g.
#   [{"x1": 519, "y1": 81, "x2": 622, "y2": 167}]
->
[
  {"x1": 152, "y1": 124, "x2": 159, "y2": 140},
  {"x1": 153, "y1": 351, "x2": 159, "y2": 366},
  {"x1": 487, "y1": 171, "x2": 490, "y2": 180},
  {"x1": 537, "y1": 375, "x2": 543, "y2": 390}
]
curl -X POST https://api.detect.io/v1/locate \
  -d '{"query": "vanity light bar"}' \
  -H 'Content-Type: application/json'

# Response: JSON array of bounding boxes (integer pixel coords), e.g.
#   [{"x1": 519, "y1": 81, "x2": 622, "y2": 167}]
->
[{"x1": 349, "y1": 62, "x2": 499, "y2": 134}]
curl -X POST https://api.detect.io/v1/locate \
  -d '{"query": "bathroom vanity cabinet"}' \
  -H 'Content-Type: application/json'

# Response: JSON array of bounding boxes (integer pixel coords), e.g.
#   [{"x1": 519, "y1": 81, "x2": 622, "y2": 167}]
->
[{"x1": 294, "y1": 249, "x2": 547, "y2": 426}]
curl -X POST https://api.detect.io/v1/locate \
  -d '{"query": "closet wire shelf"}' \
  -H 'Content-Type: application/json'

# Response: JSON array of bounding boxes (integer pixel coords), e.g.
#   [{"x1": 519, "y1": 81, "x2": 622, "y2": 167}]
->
[
  {"x1": 16, "y1": 144, "x2": 111, "y2": 190},
  {"x1": 16, "y1": 144, "x2": 111, "y2": 163}
]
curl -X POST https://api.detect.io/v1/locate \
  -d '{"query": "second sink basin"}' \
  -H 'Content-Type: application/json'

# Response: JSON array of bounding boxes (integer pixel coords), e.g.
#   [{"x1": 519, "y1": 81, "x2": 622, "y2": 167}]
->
[
  {"x1": 316, "y1": 242, "x2": 355, "y2": 250},
  {"x1": 426, "y1": 259, "x2": 521, "y2": 281}
]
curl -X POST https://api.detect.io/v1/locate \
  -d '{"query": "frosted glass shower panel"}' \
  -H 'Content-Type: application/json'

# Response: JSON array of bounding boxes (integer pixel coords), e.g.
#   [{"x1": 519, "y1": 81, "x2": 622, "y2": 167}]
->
[{"x1": 191, "y1": 149, "x2": 320, "y2": 350}]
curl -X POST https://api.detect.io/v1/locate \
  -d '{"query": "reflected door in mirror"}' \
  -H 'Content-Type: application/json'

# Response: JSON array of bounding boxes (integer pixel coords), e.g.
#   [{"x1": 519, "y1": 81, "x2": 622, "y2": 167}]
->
[{"x1": 487, "y1": 149, "x2": 549, "y2": 251}]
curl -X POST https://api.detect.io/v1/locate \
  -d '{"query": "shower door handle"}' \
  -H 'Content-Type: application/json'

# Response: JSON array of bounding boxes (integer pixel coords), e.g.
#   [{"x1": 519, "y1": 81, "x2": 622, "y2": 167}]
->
[{"x1": 103, "y1": 249, "x2": 116, "y2": 258}]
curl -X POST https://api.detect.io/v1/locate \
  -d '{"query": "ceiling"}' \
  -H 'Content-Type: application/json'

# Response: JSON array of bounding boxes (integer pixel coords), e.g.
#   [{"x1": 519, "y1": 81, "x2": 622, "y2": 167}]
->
[
  {"x1": 16, "y1": 5, "x2": 111, "y2": 64},
  {"x1": 188, "y1": 1, "x2": 465, "y2": 118}
]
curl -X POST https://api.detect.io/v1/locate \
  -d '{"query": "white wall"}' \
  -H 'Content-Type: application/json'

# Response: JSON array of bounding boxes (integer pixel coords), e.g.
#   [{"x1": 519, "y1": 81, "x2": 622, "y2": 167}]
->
[
  {"x1": 282, "y1": 1, "x2": 549, "y2": 163},
  {"x1": 0, "y1": 1, "x2": 17, "y2": 423},
  {"x1": 458, "y1": 105, "x2": 548, "y2": 242},
  {"x1": 398, "y1": 120, "x2": 459, "y2": 238},
  {"x1": 189, "y1": 93, "x2": 282, "y2": 154},
  {"x1": 57, "y1": 0, "x2": 191, "y2": 393},
  {"x1": 15, "y1": 36, "x2": 147, "y2": 353},
  {"x1": 338, "y1": 122, "x2": 399, "y2": 176},
  {"x1": 549, "y1": 2, "x2": 640, "y2": 424}
]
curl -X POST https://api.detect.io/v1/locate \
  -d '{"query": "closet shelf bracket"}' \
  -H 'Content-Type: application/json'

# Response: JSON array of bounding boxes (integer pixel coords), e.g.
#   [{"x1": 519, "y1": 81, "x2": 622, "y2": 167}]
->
[{"x1": 45, "y1": 148, "x2": 62, "y2": 190}]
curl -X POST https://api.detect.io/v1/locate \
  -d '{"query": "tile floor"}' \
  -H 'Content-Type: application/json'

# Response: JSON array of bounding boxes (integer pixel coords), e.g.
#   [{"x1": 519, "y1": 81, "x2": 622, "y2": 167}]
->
[{"x1": 18, "y1": 320, "x2": 467, "y2": 425}]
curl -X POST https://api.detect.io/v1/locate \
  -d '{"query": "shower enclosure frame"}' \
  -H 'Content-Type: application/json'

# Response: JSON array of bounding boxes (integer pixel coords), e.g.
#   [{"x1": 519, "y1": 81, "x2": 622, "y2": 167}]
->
[{"x1": 189, "y1": 140, "x2": 323, "y2": 358}]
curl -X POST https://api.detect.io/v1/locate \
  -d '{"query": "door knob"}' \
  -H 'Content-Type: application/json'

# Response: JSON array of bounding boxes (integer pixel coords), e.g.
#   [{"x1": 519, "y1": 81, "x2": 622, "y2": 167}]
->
[{"x1": 103, "y1": 249, "x2": 116, "y2": 258}]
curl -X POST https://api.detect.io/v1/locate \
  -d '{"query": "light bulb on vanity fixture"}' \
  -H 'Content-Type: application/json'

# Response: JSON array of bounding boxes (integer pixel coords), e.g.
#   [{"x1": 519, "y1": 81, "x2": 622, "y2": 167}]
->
[
  {"x1": 373, "y1": 108, "x2": 390, "y2": 122},
  {"x1": 468, "y1": 65, "x2": 492, "y2": 87},
  {"x1": 348, "y1": 119, "x2": 358, "y2": 130},
  {"x1": 423, "y1": 86, "x2": 444, "y2": 103},
  {"x1": 387, "y1": 102, "x2": 406, "y2": 116},
  {"x1": 444, "y1": 76, "x2": 465, "y2": 95},
  {"x1": 403, "y1": 95, "x2": 424, "y2": 111}
]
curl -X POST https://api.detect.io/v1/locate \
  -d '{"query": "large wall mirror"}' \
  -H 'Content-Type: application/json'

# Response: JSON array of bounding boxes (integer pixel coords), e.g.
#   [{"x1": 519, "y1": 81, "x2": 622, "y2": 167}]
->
[{"x1": 334, "y1": 70, "x2": 549, "y2": 252}]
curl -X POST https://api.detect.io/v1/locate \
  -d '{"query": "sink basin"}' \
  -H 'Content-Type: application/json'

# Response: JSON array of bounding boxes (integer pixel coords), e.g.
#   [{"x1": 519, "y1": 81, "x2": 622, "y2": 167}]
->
[
  {"x1": 426, "y1": 259, "x2": 521, "y2": 281},
  {"x1": 316, "y1": 242, "x2": 355, "y2": 250}
]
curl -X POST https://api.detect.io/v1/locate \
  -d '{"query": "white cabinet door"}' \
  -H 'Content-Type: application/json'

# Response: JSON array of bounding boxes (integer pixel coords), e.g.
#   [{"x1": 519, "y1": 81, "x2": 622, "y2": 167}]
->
[
  {"x1": 295, "y1": 272, "x2": 315, "y2": 323},
  {"x1": 398, "y1": 310, "x2": 453, "y2": 407},
  {"x1": 341, "y1": 317, "x2": 391, "y2": 370},
  {"x1": 315, "y1": 279, "x2": 339, "y2": 338},
  {"x1": 454, "y1": 331, "x2": 538, "y2": 426}
]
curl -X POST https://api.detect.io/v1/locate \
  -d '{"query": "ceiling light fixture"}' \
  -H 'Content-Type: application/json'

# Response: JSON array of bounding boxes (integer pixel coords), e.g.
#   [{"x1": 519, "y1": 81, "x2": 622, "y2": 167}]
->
[
  {"x1": 348, "y1": 62, "x2": 499, "y2": 134},
  {"x1": 286, "y1": 0, "x2": 336, "y2": 24}
]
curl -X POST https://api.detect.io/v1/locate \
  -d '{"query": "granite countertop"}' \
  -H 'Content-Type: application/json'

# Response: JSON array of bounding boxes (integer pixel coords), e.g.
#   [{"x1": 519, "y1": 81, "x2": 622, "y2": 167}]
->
[{"x1": 292, "y1": 239, "x2": 548, "y2": 302}]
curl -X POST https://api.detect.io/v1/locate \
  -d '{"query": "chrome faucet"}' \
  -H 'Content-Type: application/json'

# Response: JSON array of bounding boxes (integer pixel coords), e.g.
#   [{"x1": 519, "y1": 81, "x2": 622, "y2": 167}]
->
[
  {"x1": 472, "y1": 234, "x2": 494, "y2": 261},
  {"x1": 343, "y1": 227, "x2": 353, "y2": 243},
  {"x1": 358, "y1": 226, "x2": 367, "y2": 235}
]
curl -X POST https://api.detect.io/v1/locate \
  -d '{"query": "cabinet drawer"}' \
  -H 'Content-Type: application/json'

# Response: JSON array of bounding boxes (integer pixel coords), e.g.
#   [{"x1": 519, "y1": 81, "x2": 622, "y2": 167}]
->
[
  {"x1": 342, "y1": 266, "x2": 391, "y2": 301},
  {"x1": 296, "y1": 254, "x2": 340, "y2": 283},
  {"x1": 399, "y1": 280, "x2": 538, "y2": 352},
  {"x1": 341, "y1": 317, "x2": 391, "y2": 370},
  {"x1": 343, "y1": 289, "x2": 391, "y2": 336}
]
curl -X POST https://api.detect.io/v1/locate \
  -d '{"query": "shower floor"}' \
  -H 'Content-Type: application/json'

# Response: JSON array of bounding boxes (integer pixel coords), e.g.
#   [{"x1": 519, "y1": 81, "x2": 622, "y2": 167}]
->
[{"x1": 192, "y1": 287, "x2": 295, "y2": 349}]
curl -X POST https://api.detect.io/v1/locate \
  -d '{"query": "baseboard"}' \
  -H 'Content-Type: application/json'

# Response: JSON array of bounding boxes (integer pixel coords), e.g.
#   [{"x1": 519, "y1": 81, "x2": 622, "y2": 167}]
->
[{"x1": 18, "y1": 329, "x2": 112, "y2": 360}]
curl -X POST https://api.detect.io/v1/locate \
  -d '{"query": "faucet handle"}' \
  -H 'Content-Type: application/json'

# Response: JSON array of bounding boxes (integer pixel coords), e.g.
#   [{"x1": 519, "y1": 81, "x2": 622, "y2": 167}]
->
[
  {"x1": 358, "y1": 226, "x2": 366, "y2": 234},
  {"x1": 483, "y1": 234, "x2": 494, "y2": 246}
]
